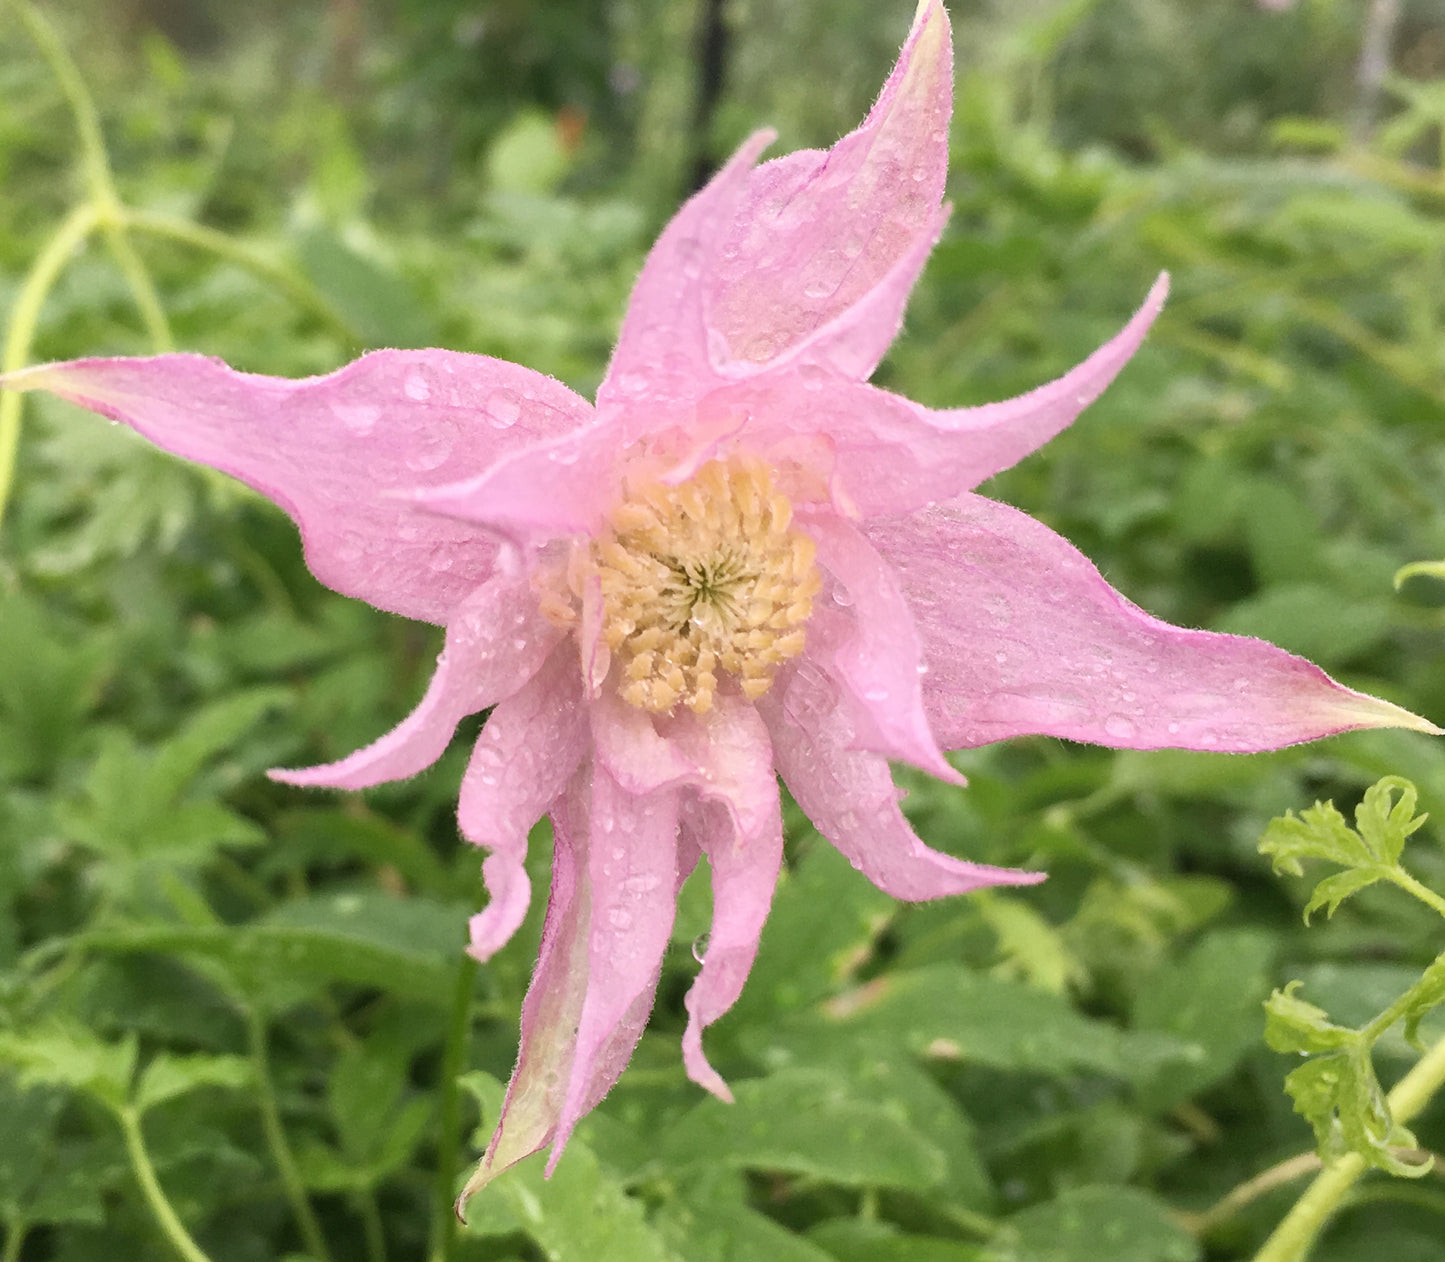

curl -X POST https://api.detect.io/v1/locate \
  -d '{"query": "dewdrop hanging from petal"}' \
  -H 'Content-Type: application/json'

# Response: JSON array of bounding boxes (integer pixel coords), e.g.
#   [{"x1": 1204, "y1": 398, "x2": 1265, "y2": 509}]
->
[{"x1": 4, "y1": 0, "x2": 1436, "y2": 1214}]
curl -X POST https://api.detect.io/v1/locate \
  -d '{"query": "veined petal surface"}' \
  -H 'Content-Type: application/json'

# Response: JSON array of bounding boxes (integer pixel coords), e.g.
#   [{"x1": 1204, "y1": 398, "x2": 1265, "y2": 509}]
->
[
  {"x1": 801, "y1": 511, "x2": 959, "y2": 782},
  {"x1": 759, "y1": 664, "x2": 1042, "y2": 901},
  {"x1": 669, "y1": 698, "x2": 783, "y2": 1100},
  {"x1": 459, "y1": 647, "x2": 590, "y2": 962},
  {"x1": 704, "y1": 0, "x2": 953, "y2": 378},
  {"x1": 270, "y1": 574, "x2": 560, "y2": 789},
  {"x1": 868, "y1": 495, "x2": 1441, "y2": 751},
  {"x1": 3, "y1": 352, "x2": 592, "y2": 622}
]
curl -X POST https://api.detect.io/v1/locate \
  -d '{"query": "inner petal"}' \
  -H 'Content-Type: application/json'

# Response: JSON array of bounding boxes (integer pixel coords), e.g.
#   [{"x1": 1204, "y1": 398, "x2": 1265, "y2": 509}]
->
[{"x1": 584, "y1": 457, "x2": 821, "y2": 714}]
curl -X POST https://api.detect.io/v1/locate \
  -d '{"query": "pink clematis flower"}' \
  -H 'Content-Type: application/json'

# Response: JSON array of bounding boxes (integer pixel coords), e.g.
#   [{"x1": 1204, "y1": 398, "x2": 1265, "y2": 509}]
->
[{"x1": 4, "y1": 0, "x2": 1434, "y2": 1210}]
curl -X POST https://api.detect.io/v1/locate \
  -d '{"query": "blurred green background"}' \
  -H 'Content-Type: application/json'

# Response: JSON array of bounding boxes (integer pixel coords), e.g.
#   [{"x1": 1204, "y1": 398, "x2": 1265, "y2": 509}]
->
[{"x1": 5, "y1": 1, "x2": 1445, "y2": 1260}]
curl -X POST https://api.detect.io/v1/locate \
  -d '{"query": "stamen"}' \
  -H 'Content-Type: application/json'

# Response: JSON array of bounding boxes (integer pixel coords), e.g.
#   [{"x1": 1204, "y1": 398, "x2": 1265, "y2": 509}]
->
[{"x1": 587, "y1": 457, "x2": 821, "y2": 714}]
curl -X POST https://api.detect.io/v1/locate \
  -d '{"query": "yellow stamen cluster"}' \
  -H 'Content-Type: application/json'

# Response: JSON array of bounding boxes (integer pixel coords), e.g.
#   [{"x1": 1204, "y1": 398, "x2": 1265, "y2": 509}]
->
[{"x1": 591, "y1": 458, "x2": 821, "y2": 714}]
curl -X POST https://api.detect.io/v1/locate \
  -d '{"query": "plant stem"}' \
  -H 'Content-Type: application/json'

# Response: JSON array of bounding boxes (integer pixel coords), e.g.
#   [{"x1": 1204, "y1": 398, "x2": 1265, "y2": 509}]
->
[
  {"x1": 1388, "y1": 869, "x2": 1445, "y2": 921},
  {"x1": 120, "y1": 209, "x2": 360, "y2": 343},
  {"x1": 1181, "y1": 1151, "x2": 1322, "y2": 1236},
  {"x1": 246, "y1": 1011, "x2": 335, "y2": 1262},
  {"x1": 427, "y1": 953, "x2": 479, "y2": 1262},
  {"x1": 117, "y1": 1105, "x2": 216, "y2": 1262},
  {"x1": 1253, "y1": 1031, "x2": 1445, "y2": 1262},
  {"x1": 1, "y1": 1221, "x2": 27, "y2": 1262},
  {"x1": 359, "y1": 1190, "x2": 389, "y2": 1262},
  {"x1": 13, "y1": 0, "x2": 172, "y2": 351},
  {"x1": 0, "y1": 201, "x2": 100, "y2": 529}
]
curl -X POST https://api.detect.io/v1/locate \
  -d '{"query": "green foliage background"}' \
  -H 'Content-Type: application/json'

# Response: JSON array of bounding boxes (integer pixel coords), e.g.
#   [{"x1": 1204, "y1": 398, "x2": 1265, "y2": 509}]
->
[{"x1": 3, "y1": 1, "x2": 1445, "y2": 1259}]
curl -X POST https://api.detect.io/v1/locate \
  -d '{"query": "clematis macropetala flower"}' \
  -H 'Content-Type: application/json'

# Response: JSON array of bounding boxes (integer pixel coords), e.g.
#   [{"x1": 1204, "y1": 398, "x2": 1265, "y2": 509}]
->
[{"x1": 4, "y1": 0, "x2": 1435, "y2": 1212}]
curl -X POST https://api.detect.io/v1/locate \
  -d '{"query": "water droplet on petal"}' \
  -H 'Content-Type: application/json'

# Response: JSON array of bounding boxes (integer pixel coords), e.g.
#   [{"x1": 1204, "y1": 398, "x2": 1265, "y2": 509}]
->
[
  {"x1": 404, "y1": 371, "x2": 431, "y2": 401},
  {"x1": 1103, "y1": 714, "x2": 1137, "y2": 741},
  {"x1": 488, "y1": 389, "x2": 522, "y2": 428},
  {"x1": 405, "y1": 430, "x2": 454, "y2": 471},
  {"x1": 831, "y1": 583, "x2": 853, "y2": 608},
  {"x1": 691, "y1": 933, "x2": 710, "y2": 964},
  {"x1": 333, "y1": 402, "x2": 380, "y2": 435},
  {"x1": 607, "y1": 908, "x2": 633, "y2": 930}
]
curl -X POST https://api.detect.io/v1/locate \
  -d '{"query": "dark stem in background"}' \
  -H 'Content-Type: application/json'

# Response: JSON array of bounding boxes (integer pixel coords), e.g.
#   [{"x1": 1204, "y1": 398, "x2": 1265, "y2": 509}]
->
[
  {"x1": 1352, "y1": 0, "x2": 1401, "y2": 142},
  {"x1": 689, "y1": 0, "x2": 732, "y2": 191}
]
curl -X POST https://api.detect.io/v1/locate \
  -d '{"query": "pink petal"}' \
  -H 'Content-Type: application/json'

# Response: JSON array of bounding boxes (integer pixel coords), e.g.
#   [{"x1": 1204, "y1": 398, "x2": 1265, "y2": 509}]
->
[
  {"x1": 460, "y1": 772, "x2": 593, "y2": 1198},
  {"x1": 458, "y1": 768, "x2": 683, "y2": 1204},
  {"x1": 668, "y1": 699, "x2": 783, "y2": 1101},
  {"x1": 549, "y1": 768, "x2": 682, "y2": 1167},
  {"x1": 800, "y1": 510, "x2": 960, "y2": 782},
  {"x1": 269, "y1": 574, "x2": 560, "y2": 789},
  {"x1": 709, "y1": 275, "x2": 1167, "y2": 519},
  {"x1": 591, "y1": 690, "x2": 698, "y2": 795},
  {"x1": 413, "y1": 413, "x2": 624, "y2": 547},
  {"x1": 458, "y1": 647, "x2": 589, "y2": 962},
  {"x1": 703, "y1": 0, "x2": 953, "y2": 378},
  {"x1": 597, "y1": 131, "x2": 779, "y2": 419},
  {"x1": 867, "y1": 495, "x2": 1441, "y2": 751},
  {"x1": 758, "y1": 663, "x2": 1043, "y2": 900},
  {"x1": 3, "y1": 353, "x2": 592, "y2": 623}
]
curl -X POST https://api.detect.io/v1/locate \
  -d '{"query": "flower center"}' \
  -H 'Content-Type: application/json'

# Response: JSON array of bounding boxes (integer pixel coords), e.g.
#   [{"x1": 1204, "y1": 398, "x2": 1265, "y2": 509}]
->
[{"x1": 591, "y1": 457, "x2": 820, "y2": 714}]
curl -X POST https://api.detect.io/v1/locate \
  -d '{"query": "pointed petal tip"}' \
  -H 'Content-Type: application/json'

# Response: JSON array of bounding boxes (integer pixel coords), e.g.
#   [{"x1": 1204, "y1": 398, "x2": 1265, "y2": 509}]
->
[
  {"x1": 1335, "y1": 692, "x2": 1442, "y2": 738},
  {"x1": 266, "y1": 766, "x2": 316, "y2": 788}
]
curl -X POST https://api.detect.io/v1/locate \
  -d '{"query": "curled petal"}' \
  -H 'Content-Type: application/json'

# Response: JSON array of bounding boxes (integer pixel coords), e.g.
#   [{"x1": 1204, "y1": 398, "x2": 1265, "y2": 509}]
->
[
  {"x1": 759, "y1": 664, "x2": 1042, "y2": 900},
  {"x1": 704, "y1": 0, "x2": 953, "y2": 378},
  {"x1": 867, "y1": 495, "x2": 1441, "y2": 751},
  {"x1": 3, "y1": 352, "x2": 591, "y2": 622},
  {"x1": 800, "y1": 511, "x2": 960, "y2": 783},
  {"x1": 458, "y1": 768, "x2": 681, "y2": 1207},
  {"x1": 271, "y1": 574, "x2": 560, "y2": 789},
  {"x1": 459, "y1": 647, "x2": 589, "y2": 962},
  {"x1": 668, "y1": 699, "x2": 783, "y2": 1100},
  {"x1": 717, "y1": 275, "x2": 1167, "y2": 518}
]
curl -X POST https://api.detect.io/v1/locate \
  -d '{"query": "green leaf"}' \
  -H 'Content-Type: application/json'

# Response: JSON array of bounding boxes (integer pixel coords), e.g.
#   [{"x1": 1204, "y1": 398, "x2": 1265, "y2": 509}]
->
[
  {"x1": 461, "y1": 1075, "x2": 675, "y2": 1262},
  {"x1": 82, "y1": 890, "x2": 468, "y2": 1011},
  {"x1": 757, "y1": 966, "x2": 1190, "y2": 1084},
  {"x1": 0, "y1": 1025, "x2": 135, "y2": 1111},
  {"x1": 652, "y1": 1068, "x2": 947, "y2": 1191},
  {"x1": 1264, "y1": 982, "x2": 1358, "y2": 1054},
  {"x1": 133, "y1": 1053, "x2": 252, "y2": 1113},
  {"x1": 809, "y1": 1220, "x2": 987, "y2": 1262},
  {"x1": 1132, "y1": 929, "x2": 1275, "y2": 1110},
  {"x1": 986, "y1": 1186, "x2": 1200, "y2": 1262},
  {"x1": 0, "y1": 1080, "x2": 107, "y2": 1227},
  {"x1": 1354, "y1": 777, "x2": 1428, "y2": 866},
  {"x1": 1401, "y1": 955, "x2": 1445, "y2": 1049},
  {"x1": 1258, "y1": 777, "x2": 1428, "y2": 921},
  {"x1": 1279, "y1": 1045, "x2": 1429, "y2": 1177}
]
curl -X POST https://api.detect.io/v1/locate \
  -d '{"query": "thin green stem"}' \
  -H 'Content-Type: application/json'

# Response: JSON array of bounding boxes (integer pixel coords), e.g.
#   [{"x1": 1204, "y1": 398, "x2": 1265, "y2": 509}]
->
[
  {"x1": 2, "y1": 1221, "x2": 28, "y2": 1262},
  {"x1": 104, "y1": 223, "x2": 174, "y2": 352},
  {"x1": 246, "y1": 1011, "x2": 335, "y2": 1262},
  {"x1": 117, "y1": 1105, "x2": 216, "y2": 1262},
  {"x1": 1360, "y1": 946, "x2": 1445, "y2": 1044},
  {"x1": 10, "y1": 0, "x2": 112, "y2": 201},
  {"x1": 359, "y1": 1191, "x2": 389, "y2": 1262},
  {"x1": 0, "y1": 201, "x2": 100, "y2": 530},
  {"x1": 1253, "y1": 1031, "x2": 1445, "y2": 1262},
  {"x1": 120, "y1": 209, "x2": 361, "y2": 343},
  {"x1": 13, "y1": 0, "x2": 172, "y2": 350},
  {"x1": 1387, "y1": 869, "x2": 1445, "y2": 921},
  {"x1": 427, "y1": 953, "x2": 479, "y2": 1262},
  {"x1": 1181, "y1": 1151, "x2": 1322, "y2": 1237}
]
